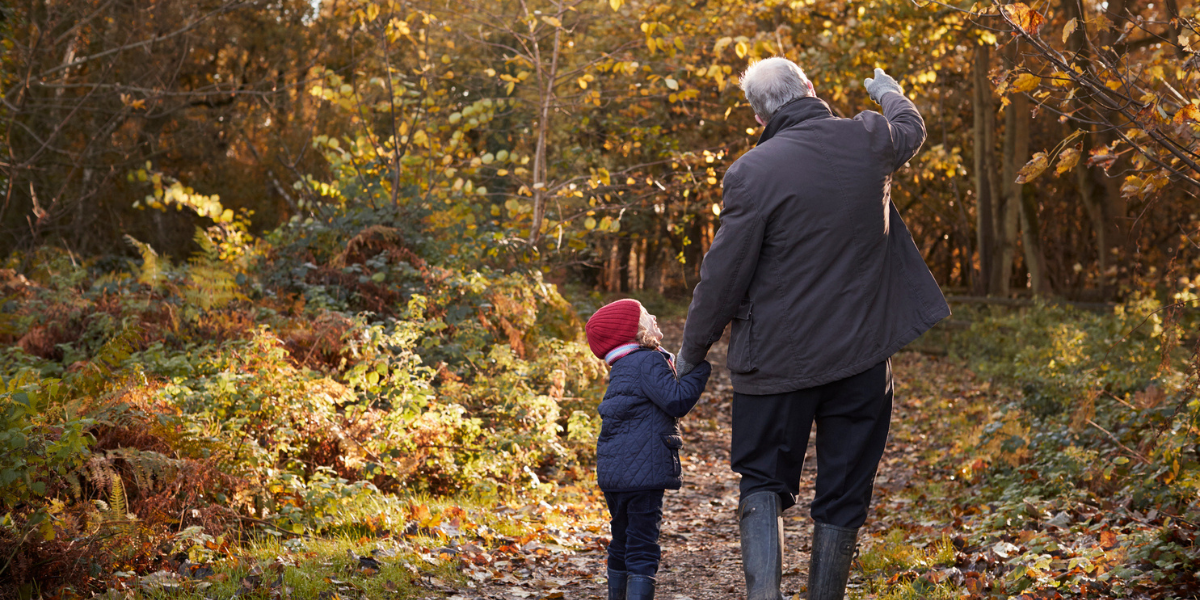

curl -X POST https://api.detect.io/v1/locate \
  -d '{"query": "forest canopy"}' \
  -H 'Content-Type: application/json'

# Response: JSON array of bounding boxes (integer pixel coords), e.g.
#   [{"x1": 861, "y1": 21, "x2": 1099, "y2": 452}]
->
[{"x1": 3, "y1": 0, "x2": 1196, "y2": 298}]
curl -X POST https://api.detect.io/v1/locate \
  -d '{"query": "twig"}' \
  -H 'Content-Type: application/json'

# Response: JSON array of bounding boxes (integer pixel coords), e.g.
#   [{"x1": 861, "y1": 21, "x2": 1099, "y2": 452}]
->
[{"x1": 1086, "y1": 419, "x2": 1150, "y2": 464}]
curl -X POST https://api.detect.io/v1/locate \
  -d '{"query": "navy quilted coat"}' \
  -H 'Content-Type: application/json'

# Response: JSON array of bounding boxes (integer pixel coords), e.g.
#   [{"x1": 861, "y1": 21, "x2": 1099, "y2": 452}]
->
[{"x1": 596, "y1": 348, "x2": 712, "y2": 492}]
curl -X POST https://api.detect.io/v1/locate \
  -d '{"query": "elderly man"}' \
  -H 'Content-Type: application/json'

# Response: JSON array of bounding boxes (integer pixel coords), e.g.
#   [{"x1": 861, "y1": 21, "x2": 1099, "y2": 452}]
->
[{"x1": 674, "y1": 58, "x2": 949, "y2": 600}]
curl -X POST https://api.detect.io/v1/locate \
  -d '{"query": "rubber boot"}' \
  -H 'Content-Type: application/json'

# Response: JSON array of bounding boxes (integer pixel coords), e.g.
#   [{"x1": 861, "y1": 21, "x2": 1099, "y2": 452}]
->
[
  {"x1": 607, "y1": 569, "x2": 628, "y2": 600},
  {"x1": 739, "y1": 491, "x2": 786, "y2": 600},
  {"x1": 626, "y1": 574, "x2": 655, "y2": 600},
  {"x1": 806, "y1": 521, "x2": 858, "y2": 600}
]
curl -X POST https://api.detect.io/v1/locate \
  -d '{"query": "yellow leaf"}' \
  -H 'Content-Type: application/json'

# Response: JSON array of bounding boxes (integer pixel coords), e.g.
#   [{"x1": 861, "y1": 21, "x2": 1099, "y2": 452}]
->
[
  {"x1": 1055, "y1": 146, "x2": 1081, "y2": 175},
  {"x1": 1015, "y1": 151, "x2": 1049, "y2": 184},
  {"x1": 541, "y1": 15, "x2": 562, "y2": 28},
  {"x1": 665, "y1": 78, "x2": 679, "y2": 90},
  {"x1": 735, "y1": 41, "x2": 749, "y2": 59},
  {"x1": 714, "y1": 37, "x2": 732, "y2": 55},
  {"x1": 584, "y1": 217, "x2": 596, "y2": 230},
  {"x1": 1062, "y1": 18, "x2": 1076, "y2": 43},
  {"x1": 609, "y1": 0, "x2": 623, "y2": 10},
  {"x1": 1174, "y1": 104, "x2": 1200, "y2": 124},
  {"x1": 1012, "y1": 73, "x2": 1041, "y2": 93},
  {"x1": 1105, "y1": 79, "x2": 1123, "y2": 91},
  {"x1": 366, "y1": 3, "x2": 379, "y2": 22}
]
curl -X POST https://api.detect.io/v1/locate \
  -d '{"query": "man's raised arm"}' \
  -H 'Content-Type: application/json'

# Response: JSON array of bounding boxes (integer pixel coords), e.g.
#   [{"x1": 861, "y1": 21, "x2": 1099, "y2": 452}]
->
[{"x1": 865, "y1": 67, "x2": 927, "y2": 170}]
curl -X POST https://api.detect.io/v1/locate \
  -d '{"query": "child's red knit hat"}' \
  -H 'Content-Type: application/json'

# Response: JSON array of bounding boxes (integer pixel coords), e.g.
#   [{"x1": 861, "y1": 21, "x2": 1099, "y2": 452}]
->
[{"x1": 585, "y1": 299, "x2": 642, "y2": 358}]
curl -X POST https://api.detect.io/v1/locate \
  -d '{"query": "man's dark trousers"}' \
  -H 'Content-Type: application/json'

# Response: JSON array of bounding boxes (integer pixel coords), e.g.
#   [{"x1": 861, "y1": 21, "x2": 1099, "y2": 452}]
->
[
  {"x1": 731, "y1": 359, "x2": 892, "y2": 529},
  {"x1": 604, "y1": 490, "x2": 665, "y2": 576}
]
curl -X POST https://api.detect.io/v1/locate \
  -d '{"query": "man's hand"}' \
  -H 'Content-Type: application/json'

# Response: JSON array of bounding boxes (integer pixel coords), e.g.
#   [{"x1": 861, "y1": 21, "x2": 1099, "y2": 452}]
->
[
  {"x1": 675, "y1": 348, "x2": 696, "y2": 379},
  {"x1": 864, "y1": 68, "x2": 903, "y2": 104}
]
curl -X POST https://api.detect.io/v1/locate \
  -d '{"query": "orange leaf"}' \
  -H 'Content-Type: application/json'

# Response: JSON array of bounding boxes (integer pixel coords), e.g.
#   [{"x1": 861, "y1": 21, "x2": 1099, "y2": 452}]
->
[
  {"x1": 1015, "y1": 151, "x2": 1050, "y2": 184},
  {"x1": 1174, "y1": 103, "x2": 1200, "y2": 124},
  {"x1": 1004, "y1": 3, "x2": 1046, "y2": 35}
]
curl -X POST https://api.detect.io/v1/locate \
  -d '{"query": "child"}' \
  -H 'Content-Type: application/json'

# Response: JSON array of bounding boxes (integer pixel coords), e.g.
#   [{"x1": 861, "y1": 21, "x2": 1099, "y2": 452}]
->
[{"x1": 585, "y1": 299, "x2": 712, "y2": 600}]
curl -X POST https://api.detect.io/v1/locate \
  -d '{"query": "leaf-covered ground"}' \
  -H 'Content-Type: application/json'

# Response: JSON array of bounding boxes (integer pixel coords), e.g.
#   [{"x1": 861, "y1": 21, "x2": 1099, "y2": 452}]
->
[
  {"x1": 407, "y1": 319, "x2": 982, "y2": 599},
  {"x1": 104, "y1": 316, "x2": 1198, "y2": 600}
]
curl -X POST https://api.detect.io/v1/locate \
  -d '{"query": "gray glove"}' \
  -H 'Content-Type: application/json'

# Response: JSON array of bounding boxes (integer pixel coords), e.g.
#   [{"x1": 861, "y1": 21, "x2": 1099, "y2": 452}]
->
[
  {"x1": 675, "y1": 348, "x2": 696, "y2": 379},
  {"x1": 864, "y1": 67, "x2": 903, "y2": 104}
]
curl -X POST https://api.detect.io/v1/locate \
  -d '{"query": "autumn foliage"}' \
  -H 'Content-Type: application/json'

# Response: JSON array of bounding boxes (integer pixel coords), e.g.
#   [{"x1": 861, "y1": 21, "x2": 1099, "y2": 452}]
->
[{"x1": 1, "y1": 0, "x2": 1199, "y2": 597}]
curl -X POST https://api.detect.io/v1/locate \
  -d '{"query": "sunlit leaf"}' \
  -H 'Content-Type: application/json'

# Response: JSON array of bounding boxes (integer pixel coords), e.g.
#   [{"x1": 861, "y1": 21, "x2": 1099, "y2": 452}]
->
[
  {"x1": 1174, "y1": 104, "x2": 1200, "y2": 124},
  {"x1": 1014, "y1": 151, "x2": 1050, "y2": 184},
  {"x1": 1055, "y1": 146, "x2": 1081, "y2": 175},
  {"x1": 1012, "y1": 73, "x2": 1041, "y2": 93},
  {"x1": 1062, "y1": 18, "x2": 1077, "y2": 43},
  {"x1": 1003, "y1": 3, "x2": 1046, "y2": 35}
]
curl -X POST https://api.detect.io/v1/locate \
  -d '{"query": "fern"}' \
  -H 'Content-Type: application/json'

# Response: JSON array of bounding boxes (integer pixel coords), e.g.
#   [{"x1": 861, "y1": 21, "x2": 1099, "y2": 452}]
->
[
  {"x1": 109, "y1": 475, "x2": 127, "y2": 519},
  {"x1": 183, "y1": 229, "x2": 242, "y2": 311},
  {"x1": 107, "y1": 448, "x2": 186, "y2": 494},
  {"x1": 68, "y1": 318, "x2": 143, "y2": 397},
  {"x1": 87, "y1": 467, "x2": 136, "y2": 535},
  {"x1": 124, "y1": 235, "x2": 166, "y2": 287}
]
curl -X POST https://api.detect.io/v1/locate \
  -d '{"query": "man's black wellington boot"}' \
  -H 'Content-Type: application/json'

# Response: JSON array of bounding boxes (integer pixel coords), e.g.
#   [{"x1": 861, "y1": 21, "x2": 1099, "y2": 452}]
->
[
  {"x1": 607, "y1": 569, "x2": 628, "y2": 600},
  {"x1": 626, "y1": 574, "x2": 655, "y2": 600},
  {"x1": 807, "y1": 521, "x2": 858, "y2": 600},
  {"x1": 739, "y1": 491, "x2": 786, "y2": 600}
]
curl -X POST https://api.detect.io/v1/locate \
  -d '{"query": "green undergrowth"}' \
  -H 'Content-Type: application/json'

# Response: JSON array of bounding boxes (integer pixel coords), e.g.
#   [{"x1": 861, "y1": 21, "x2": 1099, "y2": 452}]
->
[
  {"x1": 897, "y1": 299, "x2": 1200, "y2": 599},
  {"x1": 856, "y1": 531, "x2": 958, "y2": 600},
  {"x1": 0, "y1": 202, "x2": 612, "y2": 596},
  {"x1": 68, "y1": 490, "x2": 606, "y2": 599}
]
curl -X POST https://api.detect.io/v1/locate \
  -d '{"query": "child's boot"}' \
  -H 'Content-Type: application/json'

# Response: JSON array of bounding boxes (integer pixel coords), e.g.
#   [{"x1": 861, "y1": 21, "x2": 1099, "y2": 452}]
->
[
  {"x1": 607, "y1": 569, "x2": 628, "y2": 600},
  {"x1": 626, "y1": 574, "x2": 655, "y2": 600}
]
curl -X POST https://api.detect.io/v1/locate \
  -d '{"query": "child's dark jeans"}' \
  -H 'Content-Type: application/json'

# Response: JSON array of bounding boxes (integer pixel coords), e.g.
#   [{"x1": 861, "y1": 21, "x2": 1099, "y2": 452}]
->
[{"x1": 603, "y1": 490, "x2": 664, "y2": 576}]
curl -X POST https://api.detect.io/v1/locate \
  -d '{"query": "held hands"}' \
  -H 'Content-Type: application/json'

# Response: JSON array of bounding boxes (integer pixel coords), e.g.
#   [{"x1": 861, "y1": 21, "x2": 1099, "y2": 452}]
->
[
  {"x1": 674, "y1": 348, "x2": 696, "y2": 379},
  {"x1": 864, "y1": 68, "x2": 903, "y2": 104}
]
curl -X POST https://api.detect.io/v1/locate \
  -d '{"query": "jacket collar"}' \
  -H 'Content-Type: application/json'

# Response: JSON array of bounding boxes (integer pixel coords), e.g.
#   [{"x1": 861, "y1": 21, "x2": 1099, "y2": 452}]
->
[{"x1": 757, "y1": 96, "x2": 835, "y2": 145}]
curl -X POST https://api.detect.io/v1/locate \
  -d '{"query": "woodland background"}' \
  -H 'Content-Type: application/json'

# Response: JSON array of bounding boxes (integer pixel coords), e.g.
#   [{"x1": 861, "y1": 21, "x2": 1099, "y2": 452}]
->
[{"x1": 1, "y1": 0, "x2": 1199, "y2": 598}]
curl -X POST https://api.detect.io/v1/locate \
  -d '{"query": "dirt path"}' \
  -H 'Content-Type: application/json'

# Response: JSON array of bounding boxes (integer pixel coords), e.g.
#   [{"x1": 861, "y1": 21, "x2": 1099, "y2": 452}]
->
[{"x1": 459, "y1": 319, "x2": 944, "y2": 600}]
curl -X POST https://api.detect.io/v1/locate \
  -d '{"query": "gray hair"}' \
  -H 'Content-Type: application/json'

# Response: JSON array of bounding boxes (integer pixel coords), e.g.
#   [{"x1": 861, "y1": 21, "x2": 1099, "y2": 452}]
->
[{"x1": 740, "y1": 57, "x2": 813, "y2": 123}]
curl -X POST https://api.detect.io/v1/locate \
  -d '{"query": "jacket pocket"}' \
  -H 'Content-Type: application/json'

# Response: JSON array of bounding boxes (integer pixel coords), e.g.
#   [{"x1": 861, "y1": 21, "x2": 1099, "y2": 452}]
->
[
  {"x1": 661, "y1": 434, "x2": 683, "y2": 477},
  {"x1": 727, "y1": 301, "x2": 757, "y2": 374}
]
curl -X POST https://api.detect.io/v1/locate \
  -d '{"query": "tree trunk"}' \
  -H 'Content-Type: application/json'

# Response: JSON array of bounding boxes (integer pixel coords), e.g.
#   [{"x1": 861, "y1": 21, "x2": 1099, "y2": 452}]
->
[
  {"x1": 1005, "y1": 89, "x2": 1049, "y2": 295},
  {"x1": 1061, "y1": 0, "x2": 1110, "y2": 298},
  {"x1": 527, "y1": 7, "x2": 562, "y2": 246},
  {"x1": 637, "y1": 238, "x2": 647, "y2": 290},
  {"x1": 606, "y1": 237, "x2": 621, "y2": 292},
  {"x1": 1075, "y1": 129, "x2": 1109, "y2": 296},
  {"x1": 1019, "y1": 190, "x2": 1050, "y2": 295},
  {"x1": 972, "y1": 44, "x2": 998, "y2": 295},
  {"x1": 995, "y1": 91, "x2": 1022, "y2": 296}
]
